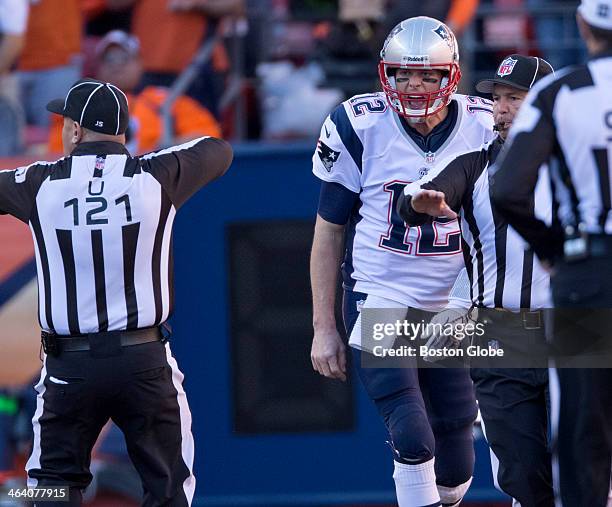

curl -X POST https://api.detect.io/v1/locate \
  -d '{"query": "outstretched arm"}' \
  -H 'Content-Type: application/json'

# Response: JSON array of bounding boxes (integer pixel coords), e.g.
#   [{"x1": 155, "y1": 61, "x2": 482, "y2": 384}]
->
[
  {"x1": 142, "y1": 136, "x2": 233, "y2": 209},
  {"x1": 409, "y1": 189, "x2": 457, "y2": 219},
  {"x1": 397, "y1": 145, "x2": 491, "y2": 225}
]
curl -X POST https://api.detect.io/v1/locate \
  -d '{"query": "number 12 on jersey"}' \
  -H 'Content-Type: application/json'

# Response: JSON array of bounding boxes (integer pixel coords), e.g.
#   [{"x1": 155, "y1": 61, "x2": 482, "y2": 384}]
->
[{"x1": 379, "y1": 181, "x2": 461, "y2": 255}]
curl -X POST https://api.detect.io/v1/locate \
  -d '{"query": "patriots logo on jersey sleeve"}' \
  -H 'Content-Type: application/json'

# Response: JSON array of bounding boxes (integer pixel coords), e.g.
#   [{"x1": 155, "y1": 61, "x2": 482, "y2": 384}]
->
[{"x1": 317, "y1": 140, "x2": 341, "y2": 172}]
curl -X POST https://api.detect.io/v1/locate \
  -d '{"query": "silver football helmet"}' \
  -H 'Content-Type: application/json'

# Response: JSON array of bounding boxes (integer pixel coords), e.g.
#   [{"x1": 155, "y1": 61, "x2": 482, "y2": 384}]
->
[{"x1": 378, "y1": 16, "x2": 461, "y2": 120}]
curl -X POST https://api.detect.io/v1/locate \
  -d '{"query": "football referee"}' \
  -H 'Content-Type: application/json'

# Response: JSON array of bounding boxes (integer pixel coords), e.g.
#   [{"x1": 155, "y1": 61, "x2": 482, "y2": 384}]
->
[
  {"x1": 491, "y1": 1, "x2": 612, "y2": 505},
  {"x1": 397, "y1": 54, "x2": 555, "y2": 506},
  {"x1": 0, "y1": 78, "x2": 232, "y2": 506}
]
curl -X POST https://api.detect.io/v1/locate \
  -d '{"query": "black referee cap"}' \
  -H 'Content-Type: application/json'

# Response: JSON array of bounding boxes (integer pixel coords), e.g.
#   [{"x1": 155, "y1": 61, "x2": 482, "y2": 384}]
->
[
  {"x1": 476, "y1": 55, "x2": 554, "y2": 93},
  {"x1": 46, "y1": 78, "x2": 130, "y2": 136}
]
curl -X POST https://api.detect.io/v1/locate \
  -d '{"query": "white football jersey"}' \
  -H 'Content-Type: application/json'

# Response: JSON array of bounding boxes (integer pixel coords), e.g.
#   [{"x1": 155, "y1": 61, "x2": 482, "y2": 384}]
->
[{"x1": 313, "y1": 92, "x2": 495, "y2": 310}]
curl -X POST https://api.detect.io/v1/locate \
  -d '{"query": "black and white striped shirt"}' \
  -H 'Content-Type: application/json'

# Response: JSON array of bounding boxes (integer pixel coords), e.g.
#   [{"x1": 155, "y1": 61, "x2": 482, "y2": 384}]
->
[
  {"x1": 0, "y1": 137, "x2": 232, "y2": 335},
  {"x1": 398, "y1": 137, "x2": 552, "y2": 311},
  {"x1": 491, "y1": 51, "x2": 612, "y2": 263}
]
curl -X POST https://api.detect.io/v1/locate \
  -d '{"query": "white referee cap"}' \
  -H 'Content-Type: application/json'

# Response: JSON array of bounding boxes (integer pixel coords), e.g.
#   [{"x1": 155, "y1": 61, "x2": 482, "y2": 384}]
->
[{"x1": 579, "y1": 0, "x2": 612, "y2": 30}]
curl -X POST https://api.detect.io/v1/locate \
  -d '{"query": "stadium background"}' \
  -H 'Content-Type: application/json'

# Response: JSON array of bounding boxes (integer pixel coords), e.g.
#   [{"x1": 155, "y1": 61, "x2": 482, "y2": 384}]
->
[{"x1": 0, "y1": 0, "x2": 586, "y2": 505}]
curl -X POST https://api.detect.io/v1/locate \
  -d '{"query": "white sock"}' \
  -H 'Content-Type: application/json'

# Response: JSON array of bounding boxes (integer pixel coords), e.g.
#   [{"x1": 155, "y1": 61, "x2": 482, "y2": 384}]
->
[
  {"x1": 393, "y1": 458, "x2": 441, "y2": 507},
  {"x1": 438, "y1": 477, "x2": 472, "y2": 506}
]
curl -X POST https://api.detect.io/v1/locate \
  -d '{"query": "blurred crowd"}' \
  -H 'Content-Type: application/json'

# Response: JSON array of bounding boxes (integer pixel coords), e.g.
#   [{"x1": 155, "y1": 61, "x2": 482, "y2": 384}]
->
[
  {"x1": 0, "y1": 0, "x2": 241, "y2": 157},
  {"x1": 0, "y1": 0, "x2": 586, "y2": 156}
]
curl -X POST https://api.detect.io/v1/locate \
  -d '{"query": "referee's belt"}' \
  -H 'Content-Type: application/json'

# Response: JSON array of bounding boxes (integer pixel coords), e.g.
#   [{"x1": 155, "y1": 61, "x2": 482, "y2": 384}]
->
[
  {"x1": 489, "y1": 308, "x2": 543, "y2": 330},
  {"x1": 51, "y1": 326, "x2": 164, "y2": 352}
]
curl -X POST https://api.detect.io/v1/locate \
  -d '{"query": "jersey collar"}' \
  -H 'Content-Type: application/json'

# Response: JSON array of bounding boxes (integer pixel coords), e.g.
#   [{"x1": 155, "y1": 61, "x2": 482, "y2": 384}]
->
[
  {"x1": 393, "y1": 99, "x2": 461, "y2": 158},
  {"x1": 72, "y1": 141, "x2": 131, "y2": 156}
]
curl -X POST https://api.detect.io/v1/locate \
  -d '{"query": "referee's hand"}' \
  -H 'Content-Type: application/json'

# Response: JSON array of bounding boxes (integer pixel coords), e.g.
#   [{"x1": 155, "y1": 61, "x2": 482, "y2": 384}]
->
[{"x1": 411, "y1": 189, "x2": 457, "y2": 219}]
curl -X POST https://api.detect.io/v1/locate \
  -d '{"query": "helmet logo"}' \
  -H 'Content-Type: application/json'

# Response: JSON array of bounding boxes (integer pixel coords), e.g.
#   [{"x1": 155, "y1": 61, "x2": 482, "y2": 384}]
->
[
  {"x1": 433, "y1": 24, "x2": 456, "y2": 53},
  {"x1": 433, "y1": 24, "x2": 450, "y2": 41},
  {"x1": 497, "y1": 57, "x2": 518, "y2": 77}
]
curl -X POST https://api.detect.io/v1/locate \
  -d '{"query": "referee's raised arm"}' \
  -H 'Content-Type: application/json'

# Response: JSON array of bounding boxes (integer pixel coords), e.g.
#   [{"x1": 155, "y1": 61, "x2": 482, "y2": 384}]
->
[
  {"x1": 141, "y1": 136, "x2": 233, "y2": 209},
  {"x1": 0, "y1": 161, "x2": 56, "y2": 222}
]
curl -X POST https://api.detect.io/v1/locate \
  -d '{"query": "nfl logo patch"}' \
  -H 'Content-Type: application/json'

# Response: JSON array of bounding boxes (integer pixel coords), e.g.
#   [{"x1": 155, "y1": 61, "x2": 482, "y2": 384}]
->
[
  {"x1": 424, "y1": 151, "x2": 435, "y2": 164},
  {"x1": 497, "y1": 57, "x2": 518, "y2": 77},
  {"x1": 94, "y1": 156, "x2": 105, "y2": 177}
]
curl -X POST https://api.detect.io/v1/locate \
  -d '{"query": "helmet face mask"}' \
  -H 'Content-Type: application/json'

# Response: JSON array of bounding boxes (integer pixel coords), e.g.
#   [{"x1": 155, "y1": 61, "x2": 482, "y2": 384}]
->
[{"x1": 379, "y1": 17, "x2": 461, "y2": 121}]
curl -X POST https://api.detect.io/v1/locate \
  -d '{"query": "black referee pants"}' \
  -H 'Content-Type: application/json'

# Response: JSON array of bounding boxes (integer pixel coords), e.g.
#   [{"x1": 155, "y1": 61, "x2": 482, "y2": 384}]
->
[
  {"x1": 550, "y1": 255, "x2": 612, "y2": 507},
  {"x1": 26, "y1": 337, "x2": 195, "y2": 507},
  {"x1": 471, "y1": 368, "x2": 553, "y2": 507},
  {"x1": 471, "y1": 311, "x2": 553, "y2": 507}
]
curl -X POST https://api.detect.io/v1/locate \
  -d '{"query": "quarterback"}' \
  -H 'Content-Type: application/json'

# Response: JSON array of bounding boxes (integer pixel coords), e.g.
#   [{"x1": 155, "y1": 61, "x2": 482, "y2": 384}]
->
[{"x1": 309, "y1": 17, "x2": 495, "y2": 507}]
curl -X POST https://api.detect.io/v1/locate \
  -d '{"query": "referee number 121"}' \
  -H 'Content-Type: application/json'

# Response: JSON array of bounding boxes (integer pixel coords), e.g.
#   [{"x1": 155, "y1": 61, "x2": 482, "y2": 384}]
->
[{"x1": 64, "y1": 181, "x2": 132, "y2": 226}]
